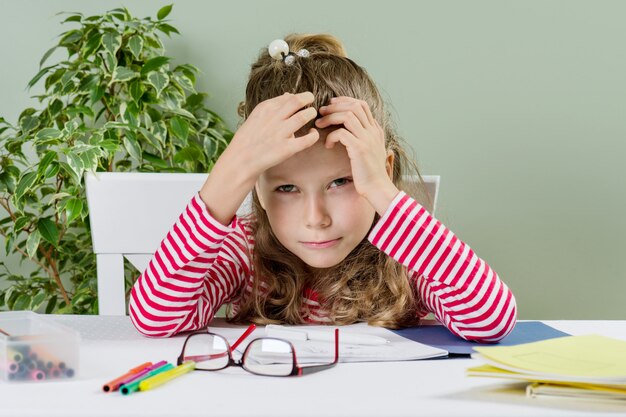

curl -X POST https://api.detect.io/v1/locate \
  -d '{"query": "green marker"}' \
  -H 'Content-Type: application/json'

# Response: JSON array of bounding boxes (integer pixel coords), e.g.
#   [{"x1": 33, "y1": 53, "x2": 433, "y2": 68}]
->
[{"x1": 120, "y1": 363, "x2": 174, "y2": 395}]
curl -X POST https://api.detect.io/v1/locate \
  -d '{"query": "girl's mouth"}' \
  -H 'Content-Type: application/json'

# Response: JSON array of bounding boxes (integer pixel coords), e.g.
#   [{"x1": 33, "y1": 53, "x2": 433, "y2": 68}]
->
[{"x1": 300, "y1": 238, "x2": 342, "y2": 249}]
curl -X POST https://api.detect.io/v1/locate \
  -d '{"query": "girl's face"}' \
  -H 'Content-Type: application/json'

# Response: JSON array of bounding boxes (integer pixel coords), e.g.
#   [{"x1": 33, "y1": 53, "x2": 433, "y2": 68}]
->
[{"x1": 256, "y1": 129, "x2": 376, "y2": 270}]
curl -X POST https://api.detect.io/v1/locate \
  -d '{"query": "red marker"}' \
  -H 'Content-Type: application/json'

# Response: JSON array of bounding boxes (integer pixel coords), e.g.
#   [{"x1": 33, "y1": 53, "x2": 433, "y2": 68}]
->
[{"x1": 102, "y1": 362, "x2": 153, "y2": 392}]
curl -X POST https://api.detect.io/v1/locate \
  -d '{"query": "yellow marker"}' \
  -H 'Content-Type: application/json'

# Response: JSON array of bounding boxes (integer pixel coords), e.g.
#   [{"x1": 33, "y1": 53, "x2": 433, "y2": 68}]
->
[{"x1": 139, "y1": 361, "x2": 195, "y2": 391}]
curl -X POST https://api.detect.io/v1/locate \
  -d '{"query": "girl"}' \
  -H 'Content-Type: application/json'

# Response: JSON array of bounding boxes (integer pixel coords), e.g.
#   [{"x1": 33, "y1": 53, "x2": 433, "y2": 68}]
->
[{"x1": 129, "y1": 34, "x2": 517, "y2": 342}]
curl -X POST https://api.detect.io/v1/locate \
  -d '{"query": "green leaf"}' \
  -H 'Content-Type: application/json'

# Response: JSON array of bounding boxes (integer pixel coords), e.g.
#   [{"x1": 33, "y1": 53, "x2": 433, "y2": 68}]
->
[
  {"x1": 102, "y1": 32, "x2": 122, "y2": 56},
  {"x1": 146, "y1": 71, "x2": 169, "y2": 97},
  {"x1": 45, "y1": 296, "x2": 57, "y2": 314},
  {"x1": 156, "y1": 23, "x2": 180, "y2": 37},
  {"x1": 64, "y1": 198, "x2": 83, "y2": 223},
  {"x1": 26, "y1": 230, "x2": 41, "y2": 259},
  {"x1": 79, "y1": 74, "x2": 100, "y2": 92},
  {"x1": 31, "y1": 290, "x2": 48, "y2": 310},
  {"x1": 128, "y1": 35, "x2": 144, "y2": 59},
  {"x1": 157, "y1": 4, "x2": 173, "y2": 20},
  {"x1": 167, "y1": 107, "x2": 196, "y2": 120},
  {"x1": 83, "y1": 32, "x2": 102, "y2": 57},
  {"x1": 13, "y1": 294, "x2": 32, "y2": 311},
  {"x1": 204, "y1": 135, "x2": 217, "y2": 159},
  {"x1": 174, "y1": 145, "x2": 202, "y2": 164},
  {"x1": 37, "y1": 218, "x2": 59, "y2": 246},
  {"x1": 62, "y1": 14, "x2": 82, "y2": 23},
  {"x1": 169, "y1": 116, "x2": 189, "y2": 141},
  {"x1": 35, "y1": 128, "x2": 62, "y2": 142},
  {"x1": 37, "y1": 151, "x2": 57, "y2": 178},
  {"x1": 98, "y1": 139, "x2": 119, "y2": 152},
  {"x1": 142, "y1": 151, "x2": 168, "y2": 168},
  {"x1": 67, "y1": 105, "x2": 95, "y2": 118},
  {"x1": 141, "y1": 56, "x2": 171, "y2": 75},
  {"x1": 14, "y1": 216, "x2": 30, "y2": 232},
  {"x1": 66, "y1": 153, "x2": 84, "y2": 183},
  {"x1": 129, "y1": 80, "x2": 144, "y2": 102},
  {"x1": 39, "y1": 46, "x2": 58, "y2": 67},
  {"x1": 0, "y1": 173, "x2": 15, "y2": 194},
  {"x1": 27, "y1": 65, "x2": 55, "y2": 89},
  {"x1": 59, "y1": 29, "x2": 83, "y2": 46},
  {"x1": 123, "y1": 134, "x2": 142, "y2": 162},
  {"x1": 111, "y1": 66, "x2": 138, "y2": 83},
  {"x1": 139, "y1": 127, "x2": 163, "y2": 148},
  {"x1": 48, "y1": 98, "x2": 64, "y2": 117},
  {"x1": 5, "y1": 234, "x2": 15, "y2": 255},
  {"x1": 44, "y1": 162, "x2": 60, "y2": 179},
  {"x1": 79, "y1": 148, "x2": 100, "y2": 172},
  {"x1": 19, "y1": 115, "x2": 39, "y2": 133},
  {"x1": 173, "y1": 73, "x2": 194, "y2": 93},
  {"x1": 103, "y1": 52, "x2": 117, "y2": 73},
  {"x1": 14, "y1": 172, "x2": 38, "y2": 201},
  {"x1": 91, "y1": 84, "x2": 105, "y2": 104}
]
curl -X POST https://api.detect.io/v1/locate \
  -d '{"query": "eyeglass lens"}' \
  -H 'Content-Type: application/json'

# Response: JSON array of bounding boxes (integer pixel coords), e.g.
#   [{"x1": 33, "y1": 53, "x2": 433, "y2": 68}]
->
[
  {"x1": 183, "y1": 334, "x2": 230, "y2": 370},
  {"x1": 243, "y1": 339, "x2": 294, "y2": 376},
  {"x1": 184, "y1": 334, "x2": 294, "y2": 376}
]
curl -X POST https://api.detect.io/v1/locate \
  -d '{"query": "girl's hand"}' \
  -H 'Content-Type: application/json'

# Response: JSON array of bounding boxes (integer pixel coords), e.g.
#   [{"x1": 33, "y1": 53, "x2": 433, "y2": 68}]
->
[
  {"x1": 226, "y1": 92, "x2": 320, "y2": 177},
  {"x1": 315, "y1": 97, "x2": 399, "y2": 214},
  {"x1": 198, "y1": 92, "x2": 319, "y2": 225}
]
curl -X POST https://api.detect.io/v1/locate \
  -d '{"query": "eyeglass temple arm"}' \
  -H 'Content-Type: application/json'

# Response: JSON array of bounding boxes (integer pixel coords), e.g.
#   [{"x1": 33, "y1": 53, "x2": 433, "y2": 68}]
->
[
  {"x1": 230, "y1": 324, "x2": 257, "y2": 352},
  {"x1": 296, "y1": 328, "x2": 339, "y2": 376}
]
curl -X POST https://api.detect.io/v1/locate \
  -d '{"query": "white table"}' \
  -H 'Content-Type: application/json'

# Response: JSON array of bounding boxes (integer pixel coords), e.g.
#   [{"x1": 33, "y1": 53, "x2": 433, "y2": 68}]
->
[{"x1": 1, "y1": 317, "x2": 625, "y2": 417}]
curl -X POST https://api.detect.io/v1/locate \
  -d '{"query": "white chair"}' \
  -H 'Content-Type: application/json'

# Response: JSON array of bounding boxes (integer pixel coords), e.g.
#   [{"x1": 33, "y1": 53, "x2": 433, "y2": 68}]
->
[{"x1": 85, "y1": 172, "x2": 440, "y2": 315}]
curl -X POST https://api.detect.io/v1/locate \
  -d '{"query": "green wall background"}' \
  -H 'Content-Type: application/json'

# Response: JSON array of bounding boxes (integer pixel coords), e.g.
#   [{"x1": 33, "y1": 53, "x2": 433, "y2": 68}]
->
[{"x1": 1, "y1": 0, "x2": 625, "y2": 319}]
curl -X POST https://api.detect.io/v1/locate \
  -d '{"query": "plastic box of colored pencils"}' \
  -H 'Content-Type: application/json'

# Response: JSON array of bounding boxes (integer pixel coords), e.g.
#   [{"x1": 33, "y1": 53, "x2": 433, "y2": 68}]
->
[{"x1": 0, "y1": 311, "x2": 80, "y2": 382}]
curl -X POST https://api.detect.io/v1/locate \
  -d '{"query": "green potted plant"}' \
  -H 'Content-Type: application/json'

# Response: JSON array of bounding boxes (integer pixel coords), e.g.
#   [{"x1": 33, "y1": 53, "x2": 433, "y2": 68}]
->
[{"x1": 0, "y1": 5, "x2": 232, "y2": 313}]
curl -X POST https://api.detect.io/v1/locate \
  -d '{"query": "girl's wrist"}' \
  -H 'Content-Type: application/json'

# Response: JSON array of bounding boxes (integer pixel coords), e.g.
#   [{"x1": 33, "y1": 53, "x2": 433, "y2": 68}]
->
[{"x1": 363, "y1": 179, "x2": 400, "y2": 216}]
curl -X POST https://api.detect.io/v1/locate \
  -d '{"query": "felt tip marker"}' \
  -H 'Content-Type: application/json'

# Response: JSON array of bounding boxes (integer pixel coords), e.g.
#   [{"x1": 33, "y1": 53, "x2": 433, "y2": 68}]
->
[
  {"x1": 138, "y1": 361, "x2": 195, "y2": 392},
  {"x1": 121, "y1": 363, "x2": 174, "y2": 395}
]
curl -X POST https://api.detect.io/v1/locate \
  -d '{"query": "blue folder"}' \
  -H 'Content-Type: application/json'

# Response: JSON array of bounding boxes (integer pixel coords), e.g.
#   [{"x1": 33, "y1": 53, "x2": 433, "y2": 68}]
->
[{"x1": 390, "y1": 321, "x2": 570, "y2": 356}]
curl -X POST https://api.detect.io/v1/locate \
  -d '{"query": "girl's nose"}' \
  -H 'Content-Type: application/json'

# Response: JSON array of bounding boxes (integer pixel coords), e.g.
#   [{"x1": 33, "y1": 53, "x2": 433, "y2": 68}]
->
[{"x1": 304, "y1": 195, "x2": 331, "y2": 229}]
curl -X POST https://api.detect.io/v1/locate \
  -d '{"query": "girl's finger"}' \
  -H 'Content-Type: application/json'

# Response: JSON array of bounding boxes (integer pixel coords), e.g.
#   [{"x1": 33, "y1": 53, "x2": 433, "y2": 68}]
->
[
  {"x1": 283, "y1": 106, "x2": 318, "y2": 135},
  {"x1": 320, "y1": 100, "x2": 371, "y2": 129},
  {"x1": 275, "y1": 91, "x2": 315, "y2": 119},
  {"x1": 359, "y1": 100, "x2": 376, "y2": 127},
  {"x1": 289, "y1": 128, "x2": 320, "y2": 153},
  {"x1": 325, "y1": 127, "x2": 358, "y2": 150},
  {"x1": 315, "y1": 111, "x2": 366, "y2": 137}
]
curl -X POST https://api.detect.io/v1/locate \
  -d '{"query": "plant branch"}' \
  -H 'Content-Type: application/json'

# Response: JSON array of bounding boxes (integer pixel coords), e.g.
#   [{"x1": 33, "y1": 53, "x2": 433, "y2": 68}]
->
[
  {"x1": 42, "y1": 246, "x2": 70, "y2": 306},
  {"x1": 0, "y1": 197, "x2": 16, "y2": 221}
]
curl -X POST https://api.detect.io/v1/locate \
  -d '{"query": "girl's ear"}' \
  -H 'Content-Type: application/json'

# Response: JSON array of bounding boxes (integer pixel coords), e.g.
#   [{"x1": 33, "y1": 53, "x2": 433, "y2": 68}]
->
[
  {"x1": 385, "y1": 150, "x2": 395, "y2": 181},
  {"x1": 255, "y1": 181, "x2": 266, "y2": 210}
]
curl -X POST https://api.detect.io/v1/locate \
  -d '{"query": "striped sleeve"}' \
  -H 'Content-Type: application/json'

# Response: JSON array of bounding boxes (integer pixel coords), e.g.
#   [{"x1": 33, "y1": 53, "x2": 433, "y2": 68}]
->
[
  {"x1": 368, "y1": 191, "x2": 517, "y2": 342},
  {"x1": 128, "y1": 193, "x2": 251, "y2": 337}
]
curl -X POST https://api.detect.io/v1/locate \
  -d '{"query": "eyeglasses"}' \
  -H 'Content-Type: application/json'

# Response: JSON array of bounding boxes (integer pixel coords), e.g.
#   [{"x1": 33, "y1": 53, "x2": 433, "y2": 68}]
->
[{"x1": 177, "y1": 324, "x2": 339, "y2": 377}]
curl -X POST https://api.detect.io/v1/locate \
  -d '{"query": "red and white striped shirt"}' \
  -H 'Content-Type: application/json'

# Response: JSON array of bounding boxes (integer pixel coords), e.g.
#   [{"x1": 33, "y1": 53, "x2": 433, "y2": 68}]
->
[{"x1": 129, "y1": 191, "x2": 517, "y2": 342}]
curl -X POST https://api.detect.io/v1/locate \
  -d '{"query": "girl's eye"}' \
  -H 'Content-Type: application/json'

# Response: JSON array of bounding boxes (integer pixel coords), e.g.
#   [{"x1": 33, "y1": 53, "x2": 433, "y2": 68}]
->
[
  {"x1": 276, "y1": 184, "x2": 297, "y2": 193},
  {"x1": 330, "y1": 178, "x2": 352, "y2": 188}
]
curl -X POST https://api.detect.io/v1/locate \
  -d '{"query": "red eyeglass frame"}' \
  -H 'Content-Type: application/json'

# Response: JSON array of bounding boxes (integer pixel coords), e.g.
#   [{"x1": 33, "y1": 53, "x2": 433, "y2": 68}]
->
[{"x1": 177, "y1": 324, "x2": 340, "y2": 377}]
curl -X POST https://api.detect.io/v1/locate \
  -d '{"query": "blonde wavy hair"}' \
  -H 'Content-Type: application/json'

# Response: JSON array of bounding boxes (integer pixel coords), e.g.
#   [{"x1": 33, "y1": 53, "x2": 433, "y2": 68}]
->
[{"x1": 229, "y1": 33, "x2": 429, "y2": 329}]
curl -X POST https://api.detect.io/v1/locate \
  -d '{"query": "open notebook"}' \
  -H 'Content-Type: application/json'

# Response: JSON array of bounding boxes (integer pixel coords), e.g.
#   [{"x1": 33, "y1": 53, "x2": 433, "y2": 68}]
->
[{"x1": 229, "y1": 322, "x2": 448, "y2": 364}]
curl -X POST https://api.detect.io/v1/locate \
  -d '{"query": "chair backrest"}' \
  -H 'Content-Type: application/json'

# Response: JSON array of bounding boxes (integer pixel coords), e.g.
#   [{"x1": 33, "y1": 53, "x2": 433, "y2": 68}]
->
[{"x1": 84, "y1": 172, "x2": 439, "y2": 314}]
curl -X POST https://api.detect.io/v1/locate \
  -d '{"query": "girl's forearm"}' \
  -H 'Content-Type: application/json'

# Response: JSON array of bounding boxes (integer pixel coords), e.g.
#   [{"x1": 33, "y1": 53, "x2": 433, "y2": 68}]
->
[{"x1": 198, "y1": 150, "x2": 260, "y2": 225}]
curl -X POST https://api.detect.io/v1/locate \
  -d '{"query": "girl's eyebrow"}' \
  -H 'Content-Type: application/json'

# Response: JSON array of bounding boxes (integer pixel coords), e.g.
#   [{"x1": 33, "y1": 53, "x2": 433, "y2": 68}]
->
[{"x1": 266, "y1": 170, "x2": 352, "y2": 184}]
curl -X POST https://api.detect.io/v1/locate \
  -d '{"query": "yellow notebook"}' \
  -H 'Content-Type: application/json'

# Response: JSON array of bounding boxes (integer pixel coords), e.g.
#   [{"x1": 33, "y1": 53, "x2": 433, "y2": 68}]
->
[{"x1": 468, "y1": 334, "x2": 626, "y2": 386}]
